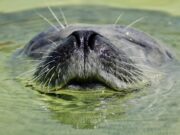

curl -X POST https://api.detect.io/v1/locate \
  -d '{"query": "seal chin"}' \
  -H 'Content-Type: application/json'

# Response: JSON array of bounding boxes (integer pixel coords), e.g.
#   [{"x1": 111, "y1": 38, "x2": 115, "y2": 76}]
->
[{"x1": 33, "y1": 30, "x2": 145, "y2": 92}]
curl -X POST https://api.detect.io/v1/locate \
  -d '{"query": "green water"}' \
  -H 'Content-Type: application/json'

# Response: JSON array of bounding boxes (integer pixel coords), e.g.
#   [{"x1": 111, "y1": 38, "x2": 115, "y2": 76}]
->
[{"x1": 0, "y1": 5, "x2": 180, "y2": 135}]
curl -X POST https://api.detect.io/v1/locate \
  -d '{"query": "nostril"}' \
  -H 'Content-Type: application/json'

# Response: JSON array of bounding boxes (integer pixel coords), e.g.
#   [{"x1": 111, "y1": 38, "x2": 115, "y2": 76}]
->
[
  {"x1": 71, "y1": 31, "x2": 81, "y2": 46},
  {"x1": 88, "y1": 33, "x2": 98, "y2": 50}
]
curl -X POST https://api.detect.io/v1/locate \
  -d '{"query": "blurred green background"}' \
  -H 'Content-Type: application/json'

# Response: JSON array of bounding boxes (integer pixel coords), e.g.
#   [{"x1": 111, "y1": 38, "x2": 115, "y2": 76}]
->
[{"x1": 0, "y1": 0, "x2": 180, "y2": 16}]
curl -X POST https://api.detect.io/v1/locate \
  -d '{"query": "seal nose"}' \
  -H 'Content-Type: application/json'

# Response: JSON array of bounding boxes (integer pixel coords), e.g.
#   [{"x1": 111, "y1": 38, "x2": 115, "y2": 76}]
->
[{"x1": 71, "y1": 30, "x2": 98, "y2": 51}]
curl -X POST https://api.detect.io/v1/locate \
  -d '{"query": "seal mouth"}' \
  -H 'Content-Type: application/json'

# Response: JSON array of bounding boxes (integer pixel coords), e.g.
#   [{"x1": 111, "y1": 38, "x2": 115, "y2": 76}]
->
[
  {"x1": 33, "y1": 30, "x2": 145, "y2": 92},
  {"x1": 64, "y1": 78, "x2": 110, "y2": 90}
]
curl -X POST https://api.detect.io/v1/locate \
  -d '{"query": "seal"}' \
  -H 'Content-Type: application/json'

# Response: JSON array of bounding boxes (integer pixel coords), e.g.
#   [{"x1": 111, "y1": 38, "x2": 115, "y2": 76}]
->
[{"x1": 18, "y1": 24, "x2": 173, "y2": 92}]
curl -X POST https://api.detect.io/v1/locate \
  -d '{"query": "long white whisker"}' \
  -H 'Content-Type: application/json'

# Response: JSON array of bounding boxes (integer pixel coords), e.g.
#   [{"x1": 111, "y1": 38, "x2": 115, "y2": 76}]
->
[
  {"x1": 116, "y1": 65, "x2": 142, "y2": 80},
  {"x1": 32, "y1": 70, "x2": 46, "y2": 82},
  {"x1": 123, "y1": 45, "x2": 140, "y2": 51},
  {"x1": 40, "y1": 66, "x2": 55, "y2": 92},
  {"x1": 25, "y1": 59, "x2": 42, "y2": 62},
  {"x1": 48, "y1": 72, "x2": 55, "y2": 88},
  {"x1": 37, "y1": 50, "x2": 58, "y2": 55},
  {"x1": 114, "y1": 13, "x2": 123, "y2": 25},
  {"x1": 47, "y1": 6, "x2": 65, "y2": 29},
  {"x1": 41, "y1": 76, "x2": 50, "y2": 91},
  {"x1": 33, "y1": 60, "x2": 58, "y2": 80},
  {"x1": 48, "y1": 39, "x2": 59, "y2": 48},
  {"x1": 37, "y1": 13, "x2": 60, "y2": 31},
  {"x1": 16, "y1": 59, "x2": 42, "y2": 64},
  {"x1": 44, "y1": 66, "x2": 55, "y2": 79},
  {"x1": 125, "y1": 17, "x2": 144, "y2": 29},
  {"x1": 15, "y1": 68, "x2": 36, "y2": 78},
  {"x1": 60, "y1": 8, "x2": 68, "y2": 26},
  {"x1": 56, "y1": 63, "x2": 61, "y2": 80},
  {"x1": 42, "y1": 56, "x2": 53, "y2": 59}
]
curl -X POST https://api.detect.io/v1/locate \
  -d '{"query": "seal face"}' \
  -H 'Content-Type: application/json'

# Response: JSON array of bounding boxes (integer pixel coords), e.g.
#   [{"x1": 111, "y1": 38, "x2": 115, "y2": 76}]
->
[{"x1": 19, "y1": 24, "x2": 173, "y2": 92}]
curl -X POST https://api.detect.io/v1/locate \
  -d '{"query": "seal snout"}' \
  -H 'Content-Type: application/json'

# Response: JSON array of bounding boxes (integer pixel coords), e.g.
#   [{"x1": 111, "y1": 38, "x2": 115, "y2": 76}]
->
[{"x1": 33, "y1": 30, "x2": 145, "y2": 91}]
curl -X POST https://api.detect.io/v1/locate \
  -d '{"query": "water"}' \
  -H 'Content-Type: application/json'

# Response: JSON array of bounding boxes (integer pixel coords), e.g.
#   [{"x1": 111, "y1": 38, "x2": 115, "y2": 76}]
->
[{"x1": 0, "y1": 6, "x2": 180, "y2": 135}]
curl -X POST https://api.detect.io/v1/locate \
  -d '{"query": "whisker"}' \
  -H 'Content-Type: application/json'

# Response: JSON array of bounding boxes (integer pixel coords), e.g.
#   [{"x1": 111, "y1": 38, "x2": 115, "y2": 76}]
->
[
  {"x1": 60, "y1": 8, "x2": 68, "y2": 26},
  {"x1": 101, "y1": 58, "x2": 143, "y2": 79},
  {"x1": 47, "y1": 39, "x2": 59, "y2": 50},
  {"x1": 48, "y1": 72, "x2": 55, "y2": 88},
  {"x1": 25, "y1": 59, "x2": 42, "y2": 62},
  {"x1": 125, "y1": 17, "x2": 144, "y2": 29},
  {"x1": 15, "y1": 68, "x2": 36, "y2": 78},
  {"x1": 115, "y1": 70, "x2": 134, "y2": 84},
  {"x1": 41, "y1": 76, "x2": 51, "y2": 91},
  {"x1": 118, "y1": 60, "x2": 149, "y2": 69},
  {"x1": 40, "y1": 66, "x2": 55, "y2": 92},
  {"x1": 118, "y1": 66, "x2": 143, "y2": 81},
  {"x1": 16, "y1": 59, "x2": 42, "y2": 64},
  {"x1": 114, "y1": 13, "x2": 123, "y2": 25},
  {"x1": 37, "y1": 59, "x2": 55, "y2": 68},
  {"x1": 122, "y1": 45, "x2": 141, "y2": 51},
  {"x1": 101, "y1": 55, "x2": 162, "y2": 78},
  {"x1": 48, "y1": 39, "x2": 59, "y2": 47},
  {"x1": 57, "y1": 64, "x2": 61, "y2": 80},
  {"x1": 36, "y1": 50, "x2": 59, "y2": 58},
  {"x1": 33, "y1": 60, "x2": 57, "y2": 81},
  {"x1": 118, "y1": 61, "x2": 140, "y2": 68},
  {"x1": 101, "y1": 54, "x2": 144, "y2": 69},
  {"x1": 42, "y1": 56, "x2": 53, "y2": 60},
  {"x1": 46, "y1": 50, "x2": 59, "y2": 54},
  {"x1": 32, "y1": 70, "x2": 47, "y2": 82},
  {"x1": 36, "y1": 13, "x2": 60, "y2": 31},
  {"x1": 114, "y1": 52, "x2": 149, "y2": 61},
  {"x1": 119, "y1": 60, "x2": 163, "y2": 74},
  {"x1": 47, "y1": 6, "x2": 65, "y2": 29},
  {"x1": 44, "y1": 66, "x2": 55, "y2": 80}
]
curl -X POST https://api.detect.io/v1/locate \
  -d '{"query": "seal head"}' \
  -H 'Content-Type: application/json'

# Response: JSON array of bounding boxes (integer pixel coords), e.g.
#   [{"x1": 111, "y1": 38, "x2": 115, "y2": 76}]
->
[{"x1": 20, "y1": 25, "x2": 173, "y2": 92}]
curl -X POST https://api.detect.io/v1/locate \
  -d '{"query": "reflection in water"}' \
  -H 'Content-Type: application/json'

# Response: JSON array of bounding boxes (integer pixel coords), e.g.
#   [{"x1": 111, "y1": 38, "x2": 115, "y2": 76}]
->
[
  {"x1": 39, "y1": 90, "x2": 127, "y2": 128},
  {"x1": 0, "y1": 5, "x2": 180, "y2": 135}
]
